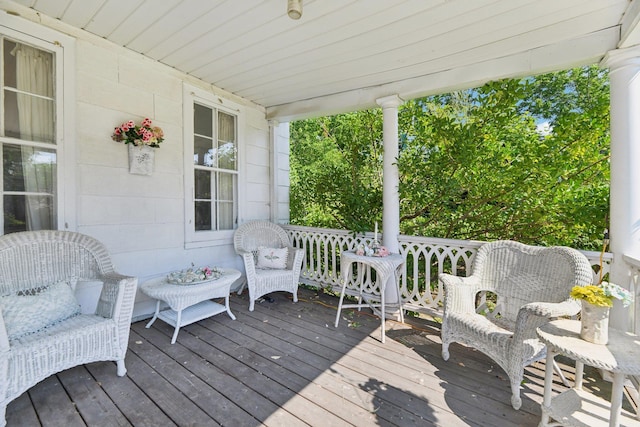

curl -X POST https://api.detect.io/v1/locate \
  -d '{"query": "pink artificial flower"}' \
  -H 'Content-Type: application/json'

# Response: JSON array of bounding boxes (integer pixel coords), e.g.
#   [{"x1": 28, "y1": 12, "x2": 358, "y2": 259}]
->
[
  {"x1": 141, "y1": 118, "x2": 152, "y2": 127},
  {"x1": 152, "y1": 127, "x2": 164, "y2": 139},
  {"x1": 375, "y1": 246, "x2": 390, "y2": 257}
]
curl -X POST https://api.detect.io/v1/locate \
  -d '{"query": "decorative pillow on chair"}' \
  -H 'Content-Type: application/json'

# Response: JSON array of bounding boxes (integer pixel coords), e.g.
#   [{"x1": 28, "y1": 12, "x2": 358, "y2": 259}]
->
[
  {"x1": 256, "y1": 247, "x2": 289, "y2": 269},
  {"x1": 0, "y1": 280, "x2": 81, "y2": 340}
]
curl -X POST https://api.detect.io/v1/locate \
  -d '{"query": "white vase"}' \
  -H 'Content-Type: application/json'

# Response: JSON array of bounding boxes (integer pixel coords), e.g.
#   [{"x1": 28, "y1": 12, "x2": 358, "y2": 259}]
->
[
  {"x1": 580, "y1": 300, "x2": 609, "y2": 345},
  {"x1": 128, "y1": 144, "x2": 155, "y2": 176}
]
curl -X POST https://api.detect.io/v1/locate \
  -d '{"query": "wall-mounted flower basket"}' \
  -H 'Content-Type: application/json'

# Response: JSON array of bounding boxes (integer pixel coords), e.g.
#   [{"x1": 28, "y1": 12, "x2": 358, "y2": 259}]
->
[
  {"x1": 111, "y1": 117, "x2": 164, "y2": 176},
  {"x1": 128, "y1": 144, "x2": 155, "y2": 176}
]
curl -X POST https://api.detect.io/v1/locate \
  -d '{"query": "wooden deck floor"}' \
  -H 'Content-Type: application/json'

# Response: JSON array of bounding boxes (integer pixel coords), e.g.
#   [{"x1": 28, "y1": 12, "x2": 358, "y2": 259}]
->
[{"x1": 5, "y1": 287, "x2": 630, "y2": 427}]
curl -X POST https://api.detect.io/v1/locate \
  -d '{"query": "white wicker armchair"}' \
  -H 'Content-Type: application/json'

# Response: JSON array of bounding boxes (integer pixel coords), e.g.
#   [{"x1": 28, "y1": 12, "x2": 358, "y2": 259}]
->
[
  {"x1": 440, "y1": 240, "x2": 592, "y2": 410},
  {"x1": 233, "y1": 221, "x2": 304, "y2": 311},
  {"x1": 0, "y1": 231, "x2": 137, "y2": 426}
]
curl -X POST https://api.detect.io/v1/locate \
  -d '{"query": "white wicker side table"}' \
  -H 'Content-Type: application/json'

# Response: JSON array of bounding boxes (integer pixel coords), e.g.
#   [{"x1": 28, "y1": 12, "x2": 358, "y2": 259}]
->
[
  {"x1": 537, "y1": 319, "x2": 640, "y2": 427},
  {"x1": 334, "y1": 251, "x2": 405, "y2": 343},
  {"x1": 141, "y1": 268, "x2": 241, "y2": 344}
]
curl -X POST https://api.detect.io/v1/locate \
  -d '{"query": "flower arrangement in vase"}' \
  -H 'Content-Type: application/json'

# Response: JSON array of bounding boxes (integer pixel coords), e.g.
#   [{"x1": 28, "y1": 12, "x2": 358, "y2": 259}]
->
[
  {"x1": 570, "y1": 282, "x2": 632, "y2": 344},
  {"x1": 111, "y1": 118, "x2": 164, "y2": 147},
  {"x1": 112, "y1": 118, "x2": 164, "y2": 175}
]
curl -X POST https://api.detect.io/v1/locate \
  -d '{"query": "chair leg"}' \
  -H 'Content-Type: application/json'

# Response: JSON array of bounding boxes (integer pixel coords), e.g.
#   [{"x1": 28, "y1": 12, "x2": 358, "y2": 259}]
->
[
  {"x1": 510, "y1": 374, "x2": 523, "y2": 410},
  {"x1": 442, "y1": 341, "x2": 450, "y2": 361},
  {"x1": 292, "y1": 289, "x2": 298, "y2": 303},
  {"x1": 116, "y1": 359, "x2": 127, "y2": 377}
]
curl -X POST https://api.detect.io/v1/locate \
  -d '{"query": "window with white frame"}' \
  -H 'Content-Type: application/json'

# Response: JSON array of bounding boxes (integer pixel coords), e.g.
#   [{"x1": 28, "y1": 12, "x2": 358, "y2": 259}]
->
[
  {"x1": 0, "y1": 35, "x2": 59, "y2": 235},
  {"x1": 185, "y1": 87, "x2": 240, "y2": 244}
]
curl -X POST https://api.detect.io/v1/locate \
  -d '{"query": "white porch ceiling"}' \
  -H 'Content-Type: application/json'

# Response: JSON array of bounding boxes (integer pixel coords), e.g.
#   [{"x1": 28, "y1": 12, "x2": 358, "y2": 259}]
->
[{"x1": 5, "y1": 0, "x2": 638, "y2": 121}]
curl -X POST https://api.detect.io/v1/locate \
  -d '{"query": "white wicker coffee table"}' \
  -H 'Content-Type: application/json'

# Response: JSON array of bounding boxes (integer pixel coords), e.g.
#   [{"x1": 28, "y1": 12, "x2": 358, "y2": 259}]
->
[{"x1": 141, "y1": 268, "x2": 241, "y2": 344}]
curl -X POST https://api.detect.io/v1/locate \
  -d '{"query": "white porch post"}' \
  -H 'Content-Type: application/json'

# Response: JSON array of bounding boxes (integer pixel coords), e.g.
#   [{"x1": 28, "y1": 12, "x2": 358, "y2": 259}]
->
[
  {"x1": 268, "y1": 120, "x2": 279, "y2": 223},
  {"x1": 602, "y1": 47, "x2": 640, "y2": 331},
  {"x1": 376, "y1": 94, "x2": 404, "y2": 304}
]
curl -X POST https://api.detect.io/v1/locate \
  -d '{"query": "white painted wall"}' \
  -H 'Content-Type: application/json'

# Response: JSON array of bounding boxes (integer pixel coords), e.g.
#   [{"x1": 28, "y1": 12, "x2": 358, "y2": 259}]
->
[{"x1": 0, "y1": 5, "x2": 290, "y2": 320}]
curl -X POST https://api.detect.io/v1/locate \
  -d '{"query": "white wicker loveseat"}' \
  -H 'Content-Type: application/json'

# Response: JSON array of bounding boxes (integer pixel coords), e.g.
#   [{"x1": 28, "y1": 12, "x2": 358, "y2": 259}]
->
[
  {"x1": 440, "y1": 240, "x2": 592, "y2": 410},
  {"x1": 0, "y1": 231, "x2": 138, "y2": 426},
  {"x1": 234, "y1": 220, "x2": 304, "y2": 311}
]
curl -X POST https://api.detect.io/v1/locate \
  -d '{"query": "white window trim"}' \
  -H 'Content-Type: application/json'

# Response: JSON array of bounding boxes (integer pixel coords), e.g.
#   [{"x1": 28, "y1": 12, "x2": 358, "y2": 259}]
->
[
  {"x1": 183, "y1": 84, "x2": 244, "y2": 248},
  {"x1": 0, "y1": 12, "x2": 77, "y2": 232}
]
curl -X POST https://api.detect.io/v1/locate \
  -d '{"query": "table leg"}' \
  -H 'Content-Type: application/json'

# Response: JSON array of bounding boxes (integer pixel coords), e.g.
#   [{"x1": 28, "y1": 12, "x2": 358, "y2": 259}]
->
[
  {"x1": 225, "y1": 294, "x2": 236, "y2": 320},
  {"x1": 170, "y1": 310, "x2": 182, "y2": 344},
  {"x1": 395, "y1": 268, "x2": 404, "y2": 324},
  {"x1": 145, "y1": 300, "x2": 161, "y2": 328},
  {"x1": 380, "y1": 275, "x2": 386, "y2": 343},
  {"x1": 539, "y1": 349, "x2": 556, "y2": 427},
  {"x1": 610, "y1": 372, "x2": 625, "y2": 427},
  {"x1": 335, "y1": 264, "x2": 352, "y2": 328},
  {"x1": 356, "y1": 266, "x2": 365, "y2": 311},
  {"x1": 574, "y1": 361, "x2": 584, "y2": 390}
]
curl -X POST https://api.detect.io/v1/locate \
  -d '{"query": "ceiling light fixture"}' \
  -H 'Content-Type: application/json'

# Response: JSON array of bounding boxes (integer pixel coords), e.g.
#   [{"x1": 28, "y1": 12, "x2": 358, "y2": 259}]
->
[{"x1": 287, "y1": 0, "x2": 302, "y2": 20}]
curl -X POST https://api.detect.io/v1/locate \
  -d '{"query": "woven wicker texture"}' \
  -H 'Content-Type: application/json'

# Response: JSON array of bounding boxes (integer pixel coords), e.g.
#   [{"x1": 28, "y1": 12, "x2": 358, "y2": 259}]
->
[
  {"x1": 233, "y1": 221, "x2": 304, "y2": 311},
  {"x1": 440, "y1": 240, "x2": 592, "y2": 410},
  {"x1": 0, "y1": 230, "x2": 137, "y2": 427}
]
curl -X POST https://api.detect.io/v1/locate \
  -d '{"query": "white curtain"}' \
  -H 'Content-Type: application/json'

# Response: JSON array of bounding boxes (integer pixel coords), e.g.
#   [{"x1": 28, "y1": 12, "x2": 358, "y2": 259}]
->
[{"x1": 11, "y1": 43, "x2": 54, "y2": 230}]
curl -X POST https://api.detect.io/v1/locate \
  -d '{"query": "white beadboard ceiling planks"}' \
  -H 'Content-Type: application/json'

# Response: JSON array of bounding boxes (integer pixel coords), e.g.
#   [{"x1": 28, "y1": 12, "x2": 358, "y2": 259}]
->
[{"x1": 2, "y1": 0, "x2": 635, "y2": 121}]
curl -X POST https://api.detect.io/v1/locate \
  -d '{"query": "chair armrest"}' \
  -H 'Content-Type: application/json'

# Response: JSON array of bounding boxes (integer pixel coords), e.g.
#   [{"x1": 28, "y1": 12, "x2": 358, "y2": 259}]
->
[
  {"x1": 95, "y1": 272, "x2": 138, "y2": 319},
  {"x1": 512, "y1": 299, "x2": 580, "y2": 343},
  {"x1": 238, "y1": 250, "x2": 257, "y2": 274},
  {"x1": 520, "y1": 299, "x2": 581, "y2": 319},
  {"x1": 0, "y1": 311, "x2": 9, "y2": 352},
  {"x1": 440, "y1": 273, "x2": 482, "y2": 315},
  {"x1": 286, "y1": 246, "x2": 304, "y2": 271}
]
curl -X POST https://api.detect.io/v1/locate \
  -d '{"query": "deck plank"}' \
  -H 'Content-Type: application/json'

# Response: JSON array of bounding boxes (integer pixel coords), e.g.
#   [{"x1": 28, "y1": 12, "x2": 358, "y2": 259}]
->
[
  {"x1": 57, "y1": 366, "x2": 131, "y2": 427},
  {"x1": 221, "y1": 296, "x2": 538, "y2": 426},
  {"x1": 134, "y1": 323, "x2": 300, "y2": 425},
  {"x1": 84, "y1": 359, "x2": 176, "y2": 427},
  {"x1": 28, "y1": 375, "x2": 85, "y2": 427},
  {"x1": 9, "y1": 287, "x2": 626, "y2": 427}
]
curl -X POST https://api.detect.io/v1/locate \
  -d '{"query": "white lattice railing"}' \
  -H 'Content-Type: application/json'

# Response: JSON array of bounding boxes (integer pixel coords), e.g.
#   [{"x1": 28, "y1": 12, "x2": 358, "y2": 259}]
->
[{"x1": 283, "y1": 225, "x2": 612, "y2": 316}]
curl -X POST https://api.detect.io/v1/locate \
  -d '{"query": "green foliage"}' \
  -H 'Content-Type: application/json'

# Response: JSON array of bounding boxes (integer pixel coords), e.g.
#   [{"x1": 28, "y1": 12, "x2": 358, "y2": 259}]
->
[
  {"x1": 290, "y1": 111, "x2": 383, "y2": 233},
  {"x1": 290, "y1": 66, "x2": 610, "y2": 250}
]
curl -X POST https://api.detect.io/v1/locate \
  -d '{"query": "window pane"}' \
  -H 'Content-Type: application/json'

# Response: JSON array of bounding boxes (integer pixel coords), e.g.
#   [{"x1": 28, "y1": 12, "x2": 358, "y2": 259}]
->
[
  {"x1": 3, "y1": 90, "x2": 19, "y2": 139},
  {"x1": 217, "y1": 141, "x2": 236, "y2": 170},
  {"x1": 218, "y1": 172, "x2": 235, "y2": 201},
  {"x1": 4, "y1": 40, "x2": 54, "y2": 97},
  {"x1": 218, "y1": 201, "x2": 234, "y2": 230},
  {"x1": 194, "y1": 136, "x2": 214, "y2": 166},
  {"x1": 3, "y1": 40, "x2": 55, "y2": 143},
  {"x1": 3, "y1": 144, "x2": 56, "y2": 193},
  {"x1": 194, "y1": 201, "x2": 211, "y2": 231},
  {"x1": 218, "y1": 111, "x2": 235, "y2": 142},
  {"x1": 194, "y1": 103, "x2": 212, "y2": 137},
  {"x1": 4, "y1": 194, "x2": 54, "y2": 234},
  {"x1": 194, "y1": 169, "x2": 212, "y2": 199}
]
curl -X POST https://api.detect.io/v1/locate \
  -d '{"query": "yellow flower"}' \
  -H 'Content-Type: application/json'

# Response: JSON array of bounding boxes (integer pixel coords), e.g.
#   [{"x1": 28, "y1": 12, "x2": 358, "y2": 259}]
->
[{"x1": 570, "y1": 285, "x2": 613, "y2": 307}]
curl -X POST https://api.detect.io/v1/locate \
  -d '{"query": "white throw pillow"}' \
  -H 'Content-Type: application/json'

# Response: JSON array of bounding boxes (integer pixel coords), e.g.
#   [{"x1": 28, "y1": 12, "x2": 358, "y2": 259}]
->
[
  {"x1": 0, "y1": 280, "x2": 81, "y2": 340},
  {"x1": 256, "y1": 247, "x2": 288, "y2": 269}
]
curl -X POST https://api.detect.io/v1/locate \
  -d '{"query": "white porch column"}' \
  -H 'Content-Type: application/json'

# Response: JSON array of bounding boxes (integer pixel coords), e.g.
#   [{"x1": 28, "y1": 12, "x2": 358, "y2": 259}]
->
[
  {"x1": 376, "y1": 95, "x2": 404, "y2": 305},
  {"x1": 268, "y1": 120, "x2": 279, "y2": 223},
  {"x1": 602, "y1": 47, "x2": 640, "y2": 331},
  {"x1": 376, "y1": 95, "x2": 404, "y2": 252}
]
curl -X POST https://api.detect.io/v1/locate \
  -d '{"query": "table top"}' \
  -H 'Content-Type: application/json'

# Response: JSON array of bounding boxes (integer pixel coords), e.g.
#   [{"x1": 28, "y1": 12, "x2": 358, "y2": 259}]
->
[
  {"x1": 340, "y1": 251, "x2": 405, "y2": 285},
  {"x1": 537, "y1": 319, "x2": 640, "y2": 375},
  {"x1": 140, "y1": 268, "x2": 241, "y2": 310}
]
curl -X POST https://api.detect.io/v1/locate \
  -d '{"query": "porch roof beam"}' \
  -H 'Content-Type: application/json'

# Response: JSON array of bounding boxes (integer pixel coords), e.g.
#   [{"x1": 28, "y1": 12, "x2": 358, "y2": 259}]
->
[{"x1": 266, "y1": 27, "x2": 620, "y2": 122}]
